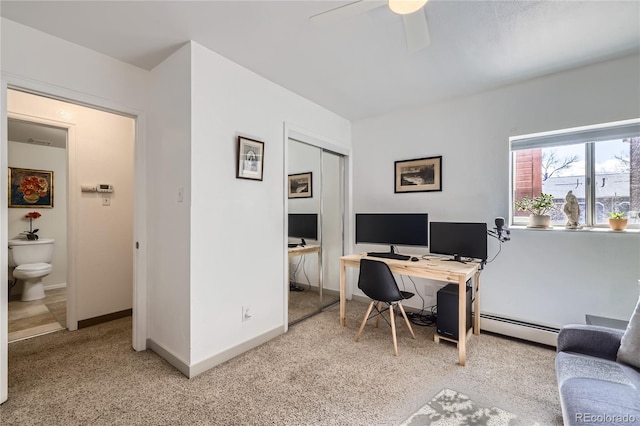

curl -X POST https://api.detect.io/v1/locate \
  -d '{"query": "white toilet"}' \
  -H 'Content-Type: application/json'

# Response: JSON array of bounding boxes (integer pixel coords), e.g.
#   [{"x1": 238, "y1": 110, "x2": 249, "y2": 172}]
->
[{"x1": 8, "y1": 238, "x2": 55, "y2": 302}]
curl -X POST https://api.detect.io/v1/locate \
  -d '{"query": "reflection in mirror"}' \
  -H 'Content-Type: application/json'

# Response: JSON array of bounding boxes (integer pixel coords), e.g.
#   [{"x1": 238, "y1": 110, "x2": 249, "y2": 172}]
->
[
  {"x1": 287, "y1": 138, "x2": 345, "y2": 324},
  {"x1": 288, "y1": 139, "x2": 322, "y2": 324}
]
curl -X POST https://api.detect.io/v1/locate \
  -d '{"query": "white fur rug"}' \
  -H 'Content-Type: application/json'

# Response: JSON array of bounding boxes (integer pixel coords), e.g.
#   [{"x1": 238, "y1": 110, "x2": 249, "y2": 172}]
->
[{"x1": 401, "y1": 388, "x2": 519, "y2": 426}]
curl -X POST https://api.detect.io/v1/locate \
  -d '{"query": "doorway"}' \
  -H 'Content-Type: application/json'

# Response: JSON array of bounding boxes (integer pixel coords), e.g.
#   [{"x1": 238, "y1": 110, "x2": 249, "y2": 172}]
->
[
  {"x1": 286, "y1": 136, "x2": 346, "y2": 325},
  {"x1": 1, "y1": 76, "x2": 147, "y2": 404},
  {"x1": 7, "y1": 118, "x2": 69, "y2": 342}
]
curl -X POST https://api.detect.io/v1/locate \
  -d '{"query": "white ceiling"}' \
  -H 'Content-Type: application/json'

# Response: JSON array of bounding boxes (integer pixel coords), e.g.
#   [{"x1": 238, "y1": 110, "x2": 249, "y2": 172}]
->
[
  {"x1": 8, "y1": 119, "x2": 67, "y2": 149},
  {"x1": 1, "y1": 1, "x2": 639, "y2": 121}
]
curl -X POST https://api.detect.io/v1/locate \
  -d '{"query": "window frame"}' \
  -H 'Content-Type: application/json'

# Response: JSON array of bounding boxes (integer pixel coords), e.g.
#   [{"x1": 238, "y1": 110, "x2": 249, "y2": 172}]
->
[{"x1": 510, "y1": 119, "x2": 640, "y2": 229}]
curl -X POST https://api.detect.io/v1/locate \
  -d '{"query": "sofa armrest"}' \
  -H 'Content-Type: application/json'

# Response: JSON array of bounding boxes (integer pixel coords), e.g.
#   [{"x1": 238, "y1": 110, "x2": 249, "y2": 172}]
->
[{"x1": 557, "y1": 324, "x2": 624, "y2": 361}]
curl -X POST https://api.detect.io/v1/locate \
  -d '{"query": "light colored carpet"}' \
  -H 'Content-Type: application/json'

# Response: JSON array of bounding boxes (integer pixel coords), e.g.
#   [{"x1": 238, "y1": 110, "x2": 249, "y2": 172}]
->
[
  {"x1": 288, "y1": 286, "x2": 339, "y2": 324},
  {"x1": 1, "y1": 300, "x2": 562, "y2": 425}
]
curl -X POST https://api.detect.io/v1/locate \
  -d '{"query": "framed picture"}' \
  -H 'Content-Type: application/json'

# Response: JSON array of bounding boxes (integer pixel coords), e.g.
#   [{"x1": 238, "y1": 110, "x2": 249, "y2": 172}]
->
[
  {"x1": 288, "y1": 172, "x2": 313, "y2": 199},
  {"x1": 236, "y1": 136, "x2": 265, "y2": 181},
  {"x1": 394, "y1": 156, "x2": 442, "y2": 193},
  {"x1": 8, "y1": 167, "x2": 54, "y2": 208}
]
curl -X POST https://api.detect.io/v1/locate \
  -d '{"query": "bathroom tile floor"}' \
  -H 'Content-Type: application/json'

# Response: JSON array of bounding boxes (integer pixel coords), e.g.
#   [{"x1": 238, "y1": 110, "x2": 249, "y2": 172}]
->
[{"x1": 8, "y1": 287, "x2": 66, "y2": 343}]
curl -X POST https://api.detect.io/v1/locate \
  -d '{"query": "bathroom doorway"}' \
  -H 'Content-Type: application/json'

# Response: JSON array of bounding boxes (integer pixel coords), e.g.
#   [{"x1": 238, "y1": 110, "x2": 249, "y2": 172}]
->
[
  {"x1": 7, "y1": 118, "x2": 69, "y2": 342},
  {"x1": 5, "y1": 90, "x2": 136, "y2": 339}
]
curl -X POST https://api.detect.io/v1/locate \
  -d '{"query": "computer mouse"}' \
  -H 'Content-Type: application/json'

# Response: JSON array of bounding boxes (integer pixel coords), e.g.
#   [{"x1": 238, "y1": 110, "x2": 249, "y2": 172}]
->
[{"x1": 410, "y1": 257, "x2": 419, "y2": 262}]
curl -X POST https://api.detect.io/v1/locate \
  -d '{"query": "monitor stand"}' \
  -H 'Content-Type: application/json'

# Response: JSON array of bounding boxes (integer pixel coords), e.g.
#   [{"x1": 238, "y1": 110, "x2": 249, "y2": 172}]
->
[
  {"x1": 299, "y1": 238, "x2": 307, "y2": 247},
  {"x1": 444, "y1": 254, "x2": 467, "y2": 264}
]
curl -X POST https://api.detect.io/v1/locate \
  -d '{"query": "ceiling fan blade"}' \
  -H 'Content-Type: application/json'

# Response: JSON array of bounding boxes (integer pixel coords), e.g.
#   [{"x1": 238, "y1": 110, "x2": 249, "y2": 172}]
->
[
  {"x1": 402, "y1": 9, "x2": 430, "y2": 53},
  {"x1": 309, "y1": 0, "x2": 385, "y2": 25}
]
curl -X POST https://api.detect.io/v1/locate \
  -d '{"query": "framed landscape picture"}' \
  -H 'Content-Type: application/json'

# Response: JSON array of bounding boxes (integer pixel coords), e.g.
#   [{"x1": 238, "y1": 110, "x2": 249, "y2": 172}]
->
[
  {"x1": 236, "y1": 136, "x2": 265, "y2": 181},
  {"x1": 288, "y1": 172, "x2": 313, "y2": 199},
  {"x1": 8, "y1": 167, "x2": 54, "y2": 208},
  {"x1": 394, "y1": 156, "x2": 442, "y2": 193}
]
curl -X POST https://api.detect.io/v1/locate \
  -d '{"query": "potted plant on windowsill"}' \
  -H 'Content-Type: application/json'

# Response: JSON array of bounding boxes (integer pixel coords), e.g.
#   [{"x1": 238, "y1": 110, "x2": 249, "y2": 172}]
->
[
  {"x1": 514, "y1": 193, "x2": 555, "y2": 228},
  {"x1": 608, "y1": 211, "x2": 628, "y2": 231}
]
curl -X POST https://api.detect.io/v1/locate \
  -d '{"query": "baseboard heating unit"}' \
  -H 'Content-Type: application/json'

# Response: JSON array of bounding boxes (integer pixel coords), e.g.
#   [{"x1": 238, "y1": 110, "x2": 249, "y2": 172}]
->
[{"x1": 479, "y1": 313, "x2": 560, "y2": 347}]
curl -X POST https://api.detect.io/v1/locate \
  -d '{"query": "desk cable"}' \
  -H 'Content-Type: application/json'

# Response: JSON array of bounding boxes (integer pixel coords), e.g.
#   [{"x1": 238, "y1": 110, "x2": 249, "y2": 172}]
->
[
  {"x1": 399, "y1": 274, "x2": 437, "y2": 326},
  {"x1": 290, "y1": 255, "x2": 311, "y2": 291}
]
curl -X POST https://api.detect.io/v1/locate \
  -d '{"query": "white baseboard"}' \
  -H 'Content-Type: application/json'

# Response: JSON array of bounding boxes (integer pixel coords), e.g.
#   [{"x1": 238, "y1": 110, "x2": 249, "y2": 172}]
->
[
  {"x1": 44, "y1": 283, "x2": 67, "y2": 290},
  {"x1": 147, "y1": 325, "x2": 284, "y2": 379},
  {"x1": 189, "y1": 326, "x2": 283, "y2": 378},
  {"x1": 480, "y1": 313, "x2": 559, "y2": 347},
  {"x1": 146, "y1": 339, "x2": 190, "y2": 377}
]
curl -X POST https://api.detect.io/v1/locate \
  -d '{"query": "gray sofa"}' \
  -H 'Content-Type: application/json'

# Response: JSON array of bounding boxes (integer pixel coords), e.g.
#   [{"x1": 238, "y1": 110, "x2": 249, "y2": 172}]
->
[{"x1": 555, "y1": 324, "x2": 640, "y2": 426}]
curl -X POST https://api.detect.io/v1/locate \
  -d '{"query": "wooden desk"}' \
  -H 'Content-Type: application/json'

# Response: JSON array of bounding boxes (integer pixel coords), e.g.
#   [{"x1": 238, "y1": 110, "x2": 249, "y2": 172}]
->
[
  {"x1": 288, "y1": 244, "x2": 321, "y2": 258},
  {"x1": 288, "y1": 244, "x2": 322, "y2": 298},
  {"x1": 339, "y1": 254, "x2": 480, "y2": 366}
]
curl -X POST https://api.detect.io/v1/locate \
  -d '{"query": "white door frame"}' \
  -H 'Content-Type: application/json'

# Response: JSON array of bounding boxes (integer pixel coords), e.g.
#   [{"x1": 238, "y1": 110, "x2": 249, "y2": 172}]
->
[{"x1": 0, "y1": 77, "x2": 148, "y2": 404}]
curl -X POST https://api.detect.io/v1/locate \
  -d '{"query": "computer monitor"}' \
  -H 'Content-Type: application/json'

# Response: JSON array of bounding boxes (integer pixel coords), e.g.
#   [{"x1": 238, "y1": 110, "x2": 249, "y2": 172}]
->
[
  {"x1": 429, "y1": 222, "x2": 488, "y2": 262},
  {"x1": 288, "y1": 213, "x2": 318, "y2": 243},
  {"x1": 355, "y1": 213, "x2": 429, "y2": 251}
]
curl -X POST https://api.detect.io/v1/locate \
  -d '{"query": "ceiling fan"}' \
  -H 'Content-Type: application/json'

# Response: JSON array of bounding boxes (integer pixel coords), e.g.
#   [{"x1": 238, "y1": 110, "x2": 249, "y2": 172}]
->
[{"x1": 309, "y1": 0, "x2": 430, "y2": 53}]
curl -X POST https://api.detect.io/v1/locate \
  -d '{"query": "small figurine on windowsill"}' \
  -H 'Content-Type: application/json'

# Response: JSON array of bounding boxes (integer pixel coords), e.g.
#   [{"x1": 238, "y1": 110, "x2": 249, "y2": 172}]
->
[{"x1": 563, "y1": 190, "x2": 582, "y2": 229}]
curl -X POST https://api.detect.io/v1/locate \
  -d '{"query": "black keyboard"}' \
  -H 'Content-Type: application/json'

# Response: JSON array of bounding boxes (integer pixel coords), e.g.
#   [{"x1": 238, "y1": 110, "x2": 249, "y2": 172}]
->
[
  {"x1": 366, "y1": 252, "x2": 410, "y2": 261},
  {"x1": 288, "y1": 243, "x2": 298, "y2": 248}
]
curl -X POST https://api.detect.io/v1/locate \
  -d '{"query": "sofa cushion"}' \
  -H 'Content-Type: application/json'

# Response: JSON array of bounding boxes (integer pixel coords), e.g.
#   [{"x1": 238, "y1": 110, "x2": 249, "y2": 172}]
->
[
  {"x1": 559, "y1": 377, "x2": 640, "y2": 426},
  {"x1": 556, "y1": 351, "x2": 640, "y2": 426},
  {"x1": 617, "y1": 295, "x2": 640, "y2": 369},
  {"x1": 556, "y1": 351, "x2": 638, "y2": 389}
]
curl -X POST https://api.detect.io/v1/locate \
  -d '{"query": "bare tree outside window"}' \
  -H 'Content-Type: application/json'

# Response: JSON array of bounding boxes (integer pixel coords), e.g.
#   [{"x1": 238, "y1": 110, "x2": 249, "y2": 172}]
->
[{"x1": 541, "y1": 150, "x2": 580, "y2": 182}]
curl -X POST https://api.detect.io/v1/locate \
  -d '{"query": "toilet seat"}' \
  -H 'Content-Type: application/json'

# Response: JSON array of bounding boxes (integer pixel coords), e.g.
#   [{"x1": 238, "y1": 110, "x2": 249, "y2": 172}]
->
[
  {"x1": 13, "y1": 262, "x2": 52, "y2": 280},
  {"x1": 15, "y1": 262, "x2": 52, "y2": 273}
]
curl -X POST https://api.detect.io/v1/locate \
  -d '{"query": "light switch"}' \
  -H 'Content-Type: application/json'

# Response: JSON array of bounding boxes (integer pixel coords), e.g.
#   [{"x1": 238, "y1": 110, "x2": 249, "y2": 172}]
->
[{"x1": 102, "y1": 196, "x2": 110, "y2": 206}]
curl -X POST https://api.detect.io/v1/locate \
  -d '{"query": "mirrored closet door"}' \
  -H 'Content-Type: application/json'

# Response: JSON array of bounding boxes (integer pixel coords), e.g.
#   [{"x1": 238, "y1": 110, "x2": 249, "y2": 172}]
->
[{"x1": 287, "y1": 138, "x2": 344, "y2": 325}]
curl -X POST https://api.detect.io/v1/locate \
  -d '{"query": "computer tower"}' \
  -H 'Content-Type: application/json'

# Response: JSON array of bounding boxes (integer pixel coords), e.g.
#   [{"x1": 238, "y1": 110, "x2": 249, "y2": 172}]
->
[{"x1": 436, "y1": 283, "x2": 472, "y2": 340}]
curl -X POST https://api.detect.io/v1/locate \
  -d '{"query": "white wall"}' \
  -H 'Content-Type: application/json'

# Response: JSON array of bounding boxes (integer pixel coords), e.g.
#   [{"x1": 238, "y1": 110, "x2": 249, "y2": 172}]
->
[
  {"x1": 146, "y1": 43, "x2": 192, "y2": 365},
  {"x1": 0, "y1": 19, "x2": 149, "y2": 111},
  {"x1": 352, "y1": 53, "x2": 640, "y2": 327},
  {"x1": 189, "y1": 41, "x2": 350, "y2": 366},
  {"x1": 7, "y1": 90, "x2": 135, "y2": 321},
  {"x1": 8, "y1": 140, "x2": 67, "y2": 290}
]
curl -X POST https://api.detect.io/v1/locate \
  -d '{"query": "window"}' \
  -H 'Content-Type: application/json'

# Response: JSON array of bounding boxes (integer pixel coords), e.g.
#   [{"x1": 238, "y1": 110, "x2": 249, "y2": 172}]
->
[{"x1": 511, "y1": 119, "x2": 640, "y2": 228}]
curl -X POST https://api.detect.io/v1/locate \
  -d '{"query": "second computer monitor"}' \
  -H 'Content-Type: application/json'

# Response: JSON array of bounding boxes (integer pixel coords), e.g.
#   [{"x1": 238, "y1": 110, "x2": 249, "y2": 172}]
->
[
  {"x1": 288, "y1": 213, "x2": 318, "y2": 241},
  {"x1": 429, "y1": 222, "x2": 487, "y2": 261}
]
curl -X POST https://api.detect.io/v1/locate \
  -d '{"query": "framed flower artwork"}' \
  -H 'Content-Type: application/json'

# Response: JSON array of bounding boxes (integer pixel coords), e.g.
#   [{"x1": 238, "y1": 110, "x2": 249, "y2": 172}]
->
[{"x1": 8, "y1": 167, "x2": 54, "y2": 208}]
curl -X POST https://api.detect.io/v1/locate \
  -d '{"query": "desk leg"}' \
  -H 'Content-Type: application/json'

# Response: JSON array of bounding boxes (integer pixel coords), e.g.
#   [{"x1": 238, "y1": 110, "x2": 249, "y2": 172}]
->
[
  {"x1": 474, "y1": 272, "x2": 480, "y2": 336},
  {"x1": 458, "y1": 275, "x2": 466, "y2": 366},
  {"x1": 340, "y1": 260, "x2": 346, "y2": 327}
]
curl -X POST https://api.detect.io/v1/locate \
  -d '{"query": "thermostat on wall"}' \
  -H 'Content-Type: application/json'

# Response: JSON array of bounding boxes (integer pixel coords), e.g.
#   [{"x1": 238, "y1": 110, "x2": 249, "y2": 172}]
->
[
  {"x1": 97, "y1": 184, "x2": 114, "y2": 193},
  {"x1": 81, "y1": 184, "x2": 114, "y2": 193}
]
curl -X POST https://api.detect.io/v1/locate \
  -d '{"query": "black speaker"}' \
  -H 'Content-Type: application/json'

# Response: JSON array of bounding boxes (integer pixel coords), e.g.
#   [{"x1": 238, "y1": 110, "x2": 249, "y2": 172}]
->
[{"x1": 436, "y1": 282, "x2": 472, "y2": 340}]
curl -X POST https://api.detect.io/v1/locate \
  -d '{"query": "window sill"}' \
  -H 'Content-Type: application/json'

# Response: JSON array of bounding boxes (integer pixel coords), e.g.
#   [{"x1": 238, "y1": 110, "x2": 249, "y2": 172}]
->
[{"x1": 509, "y1": 225, "x2": 640, "y2": 234}]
